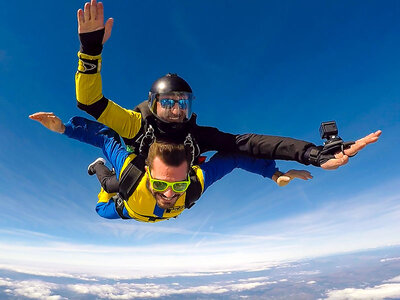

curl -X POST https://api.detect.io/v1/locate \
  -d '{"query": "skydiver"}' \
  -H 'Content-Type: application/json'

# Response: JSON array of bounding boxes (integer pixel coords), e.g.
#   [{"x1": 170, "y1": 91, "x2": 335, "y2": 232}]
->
[
  {"x1": 30, "y1": 112, "x2": 312, "y2": 222},
  {"x1": 75, "y1": 0, "x2": 381, "y2": 173}
]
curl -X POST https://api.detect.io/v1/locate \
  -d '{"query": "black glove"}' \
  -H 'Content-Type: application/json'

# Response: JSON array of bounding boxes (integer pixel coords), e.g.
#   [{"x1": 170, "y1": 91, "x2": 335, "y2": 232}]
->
[
  {"x1": 79, "y1": 28, "x2": 105, "y2": 55},
  {"x1": 305, "y1": 140, "x2": 355, "y2": 167}
]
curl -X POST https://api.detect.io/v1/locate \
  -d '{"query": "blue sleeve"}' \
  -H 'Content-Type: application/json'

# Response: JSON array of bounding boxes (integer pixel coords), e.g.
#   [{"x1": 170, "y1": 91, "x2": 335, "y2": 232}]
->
[
  {"x1": 63, "y1": 116, "x2": 130, "y2": 178},
  {"x1": 96, "y1": 201, "x2": 120, "y2": 219},
  {"x1": 200, "y1": 153, "x2": 278, "y2": 191},
  {"x1": 95, "y1": 201, "x2": 131, "y2": 219}
]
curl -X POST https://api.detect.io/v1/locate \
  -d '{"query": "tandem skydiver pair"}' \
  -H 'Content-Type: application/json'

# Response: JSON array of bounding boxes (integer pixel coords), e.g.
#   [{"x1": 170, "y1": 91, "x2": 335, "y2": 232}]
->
[{"x1": 30, "y1": 0, "x2": 380, "y2": 222}]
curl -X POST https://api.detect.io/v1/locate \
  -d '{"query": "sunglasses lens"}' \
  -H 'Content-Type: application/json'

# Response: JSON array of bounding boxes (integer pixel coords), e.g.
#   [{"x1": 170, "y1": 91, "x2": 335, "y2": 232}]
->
[
  {"x1": 152, "y1": 180, "x2": 168, "y2": 191},
  {"x1": 178, "y1": 100, "x2": 188, "y2": 109},
  {"x1": 160, "y1": 99, "x2": 188, "y2": 110},
  {"x1": 160, "y1": 99, "x2": 174, "y2": 108},
  {"x1": 173, "y1": 182, "x2": 189, "y2": 192}
]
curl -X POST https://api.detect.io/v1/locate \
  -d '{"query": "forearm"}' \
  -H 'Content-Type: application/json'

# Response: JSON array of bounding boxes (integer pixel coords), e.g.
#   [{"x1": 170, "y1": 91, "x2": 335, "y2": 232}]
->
[
  {"x1": 64, "y1": 116, "x2": 109, "y2": 148},
  {"x1": 195, "y1": 125, "x2": 316, "y2": 165},
  {"x1": 63, "y1": 117, "x2": 130, "y2": 174},
  {"x1": 200, "y1": 153, "x2": 278, "y2": 191},
  {"x1": 236, "y1": 133, "x2": 315, "y2": 164},
  {"x1": 75, "y1": 65, "x2": 104, "y2": 107},
  {"x1": 76, "y1": 29, "x2": 105, "y2": 112},
  {"x1": 96, "y1": 201, "x2": 120, "y2": 219}
]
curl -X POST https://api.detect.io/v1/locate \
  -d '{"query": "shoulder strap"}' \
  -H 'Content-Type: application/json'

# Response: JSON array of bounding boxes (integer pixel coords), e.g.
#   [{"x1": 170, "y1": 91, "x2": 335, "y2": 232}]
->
[
  {"x1": 112, "y1": 194, "x2": 130, "y2": 219},
  {"x1": 118, "y1": 155, "x2": 146, "y2": 200},
  {"x1": 184, "y1": 168, "x2": 203, "y2": 209}
]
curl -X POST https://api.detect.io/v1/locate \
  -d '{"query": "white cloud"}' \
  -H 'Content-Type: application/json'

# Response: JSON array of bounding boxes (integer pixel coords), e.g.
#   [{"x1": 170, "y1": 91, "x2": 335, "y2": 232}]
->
[
  {"x1": 0, "y1": 264, "x2": 97, "y2": 281},
  {"x1": 326, "y1": 283, "x2": 400, "y2": 300},
  {"x1": 0, "y1": 277, "x2": 64, "y2": 300},
  {"x1": 380, "y1": 257, "x2": 400, "y2": 263},
  {"x1": 386, "y1": 275, "x2": 400, "y2": 283},
  {"x1": 238, "y1": 276, "x2": 270, "y2": 282},
  {"x1": 67, "y1": 278, "x2": 277, "y2": 299}
]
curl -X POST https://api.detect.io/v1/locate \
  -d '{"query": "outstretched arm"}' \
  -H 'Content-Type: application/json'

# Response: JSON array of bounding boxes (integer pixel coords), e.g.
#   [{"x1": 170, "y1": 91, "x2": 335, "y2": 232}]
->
[
  {"x1": 29, "y1": 112, "x2": 131, "y2": 177},
  {"x1": 194, "y1": 125, "x2": 381, "y2": 170},
  {"x1": 200, "y1": 153, "x2": 310, "y2": 192}
]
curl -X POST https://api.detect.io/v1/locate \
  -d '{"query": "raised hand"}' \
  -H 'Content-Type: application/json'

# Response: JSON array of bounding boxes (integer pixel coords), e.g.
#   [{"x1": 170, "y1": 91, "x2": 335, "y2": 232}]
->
[
  {"x1": 77, "y1": 0, "x2": 114, "y2": 44},
  {"x1": 320, "y1": 130, "x2": 382, "y2": 170},
  {"x1": 29, "y1": 112, "x2": 65, "y2": 134},
  {"x1": 277, "y1": 170, "x2": 313, "y2": 187}
]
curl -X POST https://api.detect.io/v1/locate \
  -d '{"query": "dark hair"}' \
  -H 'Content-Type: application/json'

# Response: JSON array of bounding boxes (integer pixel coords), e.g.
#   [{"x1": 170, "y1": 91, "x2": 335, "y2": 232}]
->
[{"x1": 146, "y1": 141, "x2": 191, "y2": 171}]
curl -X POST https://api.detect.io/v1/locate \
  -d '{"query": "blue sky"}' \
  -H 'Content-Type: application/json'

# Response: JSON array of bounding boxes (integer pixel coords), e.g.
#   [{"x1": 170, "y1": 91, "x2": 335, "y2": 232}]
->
[{"x1": 0, "y1": 0, "x2": 399, "y2": 281}]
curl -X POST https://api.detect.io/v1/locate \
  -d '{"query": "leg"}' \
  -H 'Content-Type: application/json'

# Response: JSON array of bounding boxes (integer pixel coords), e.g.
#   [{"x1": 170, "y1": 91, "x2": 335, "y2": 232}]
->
[{"x1": 88, "y1": 158, "x2": 120, "y2": 193}]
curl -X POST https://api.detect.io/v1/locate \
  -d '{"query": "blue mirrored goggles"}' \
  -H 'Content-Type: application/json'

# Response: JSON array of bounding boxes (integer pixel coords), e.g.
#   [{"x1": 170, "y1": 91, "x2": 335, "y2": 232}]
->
[{"x1": 159, "y1": 98, "x2": 189, "y2": 110}]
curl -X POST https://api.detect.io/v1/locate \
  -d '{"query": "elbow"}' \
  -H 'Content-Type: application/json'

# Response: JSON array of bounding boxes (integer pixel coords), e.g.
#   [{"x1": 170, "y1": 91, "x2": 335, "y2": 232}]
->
[{"x1": 77, "y1": 97, "x2": 109, "y2": 119}]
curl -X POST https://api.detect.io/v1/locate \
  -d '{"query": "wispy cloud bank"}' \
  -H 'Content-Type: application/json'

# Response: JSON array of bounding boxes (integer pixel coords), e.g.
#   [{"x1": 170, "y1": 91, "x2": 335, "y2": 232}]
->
[
  {"x1": 0, "y1": 276, "x2": 277, "y2": 300},
  {"x1": 0, "y1": 278, "x2": 64, "y2": 300},
  {"x1": 326, "y1": 275, "x2": 400, "y2": 300}
]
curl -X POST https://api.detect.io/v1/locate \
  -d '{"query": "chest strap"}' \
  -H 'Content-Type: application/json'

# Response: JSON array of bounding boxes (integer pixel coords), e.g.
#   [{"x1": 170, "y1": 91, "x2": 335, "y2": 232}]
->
[
  {"x1": 118, "y1": 155, "x2": 146, "y2": 201},
  {"x1": 184, "y1": 168, "x2": 203, "y2": 209},
  {"x1": 112, "y1": 194, "x2": 130, "y2": 219}
]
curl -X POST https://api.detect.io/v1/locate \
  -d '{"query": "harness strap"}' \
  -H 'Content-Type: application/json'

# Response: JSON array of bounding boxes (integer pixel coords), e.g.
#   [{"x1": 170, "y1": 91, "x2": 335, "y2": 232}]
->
[
  {"x1": 112, "y1": 195, "x2": 130, "y2": 219},
  {"x1": 118, "y1": 155, "x2": 146, "y2": 201},
  {"x1": 139, "y1": 124, "x2": 155, "y2": 156},
  {"x1": 184, "y1": 168, "x2": 203, "y2": 209},
  {"x1": 184, "y1": 133, "x2": 195, "y2": 166}
]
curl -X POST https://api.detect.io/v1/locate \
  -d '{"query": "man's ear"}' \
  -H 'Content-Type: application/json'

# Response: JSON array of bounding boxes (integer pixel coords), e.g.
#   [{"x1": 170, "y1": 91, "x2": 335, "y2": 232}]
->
[{"x1": 145, "y1": 165, "x2": 148, "y2": 171}]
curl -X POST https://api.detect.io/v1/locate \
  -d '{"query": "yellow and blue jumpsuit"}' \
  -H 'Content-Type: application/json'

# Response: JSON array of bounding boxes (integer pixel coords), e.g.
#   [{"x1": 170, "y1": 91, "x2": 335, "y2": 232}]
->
[{"x1": 64, "y1": 117, "x2": 279, "y2": 222}]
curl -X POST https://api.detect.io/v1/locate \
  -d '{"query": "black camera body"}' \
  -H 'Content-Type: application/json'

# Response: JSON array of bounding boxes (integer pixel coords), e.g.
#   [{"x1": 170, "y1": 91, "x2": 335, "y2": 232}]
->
[
  {"x1": 319, "y1": 121, "x2": 338, "y2": 140},
  {"x1": 319, "y1": 121, "x2": 354, "y2": 155}
]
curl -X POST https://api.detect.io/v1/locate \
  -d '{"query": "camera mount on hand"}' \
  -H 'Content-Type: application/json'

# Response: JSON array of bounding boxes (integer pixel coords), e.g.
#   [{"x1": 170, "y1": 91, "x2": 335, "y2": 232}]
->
[
  {"x1": 319, "y1": 121, "x2": 354, "y2": 155},
  {"x1": 308, "y1": 121, "x2": 355, "y2": 166}
]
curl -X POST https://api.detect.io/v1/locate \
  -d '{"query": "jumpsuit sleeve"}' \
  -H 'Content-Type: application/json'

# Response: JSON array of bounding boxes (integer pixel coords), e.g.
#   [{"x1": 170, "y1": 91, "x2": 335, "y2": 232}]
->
[
  {"x1": 194, "y1": 125, "x2": 316, "y2": 165},
  {"x1": 95, "y1": 191, "x2": 120, "y2": 219},
  {"x1": 75, "y1": 51, "x2": 142, "y2": 139},
  {"x1": 63, "y1": 116, "x2": 132, "y2": 178},
  {"x1": 199, "y1": 153, "x2": 279, "y2": 192},
  {"x1": 63, "y1": 117, "x2": 137, "y2": 219}
]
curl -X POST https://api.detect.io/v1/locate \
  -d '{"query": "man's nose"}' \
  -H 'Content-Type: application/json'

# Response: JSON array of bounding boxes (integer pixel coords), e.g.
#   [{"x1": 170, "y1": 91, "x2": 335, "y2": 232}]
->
[
  {"x1": 171, "y1": 103, "x2": 180, "y2": 113},
  {"x1": 163, "y1": 187, "x2": 175, "y2": 198}
]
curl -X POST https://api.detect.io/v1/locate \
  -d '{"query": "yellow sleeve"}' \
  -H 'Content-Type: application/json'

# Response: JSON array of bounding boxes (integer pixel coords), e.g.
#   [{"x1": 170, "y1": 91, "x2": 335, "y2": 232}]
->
[
  {"x1": 98, "y1": 101, "x2": 143, "y2": 139},
  {"x1": 75, "y1": 52, "x2": 103, "y2": 105},
  {"x1": 192, "y1": 165, "x2": 205, "y2": 193},
  {"x1": 75, "y1": 52, "x2": 142, "y2": 139}
]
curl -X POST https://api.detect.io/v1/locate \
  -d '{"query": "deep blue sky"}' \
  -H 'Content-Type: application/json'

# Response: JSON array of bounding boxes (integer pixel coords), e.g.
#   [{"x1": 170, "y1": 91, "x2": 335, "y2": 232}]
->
[{"x1": 0, "y1": 0, "x2": 399, "y2": 278}]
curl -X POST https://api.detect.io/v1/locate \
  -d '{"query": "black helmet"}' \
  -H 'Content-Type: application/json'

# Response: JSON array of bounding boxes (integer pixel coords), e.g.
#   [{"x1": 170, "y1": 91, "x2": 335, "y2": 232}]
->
[
  {"x1": 148, "y1": 73, "x2": 194, "y2": 123},
  {"x1": 149, "y1": 73, "x2": 192, "y2": 95}
]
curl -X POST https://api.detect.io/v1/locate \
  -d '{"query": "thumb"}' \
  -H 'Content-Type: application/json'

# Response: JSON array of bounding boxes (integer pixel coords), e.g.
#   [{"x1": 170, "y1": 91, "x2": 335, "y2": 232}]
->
[
  {"x1": 277, "y1": 175, "x2": 291, "y2": 187},
  {"x1": 103, "y1": 18, "x2": 114, "y2": 44}
]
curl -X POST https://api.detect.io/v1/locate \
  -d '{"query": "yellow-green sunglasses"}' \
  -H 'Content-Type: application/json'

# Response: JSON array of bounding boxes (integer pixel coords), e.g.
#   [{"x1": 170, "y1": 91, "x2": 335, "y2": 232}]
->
[{"x1": 146, "y1": 169, "x2": 191, "y2": 193}]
